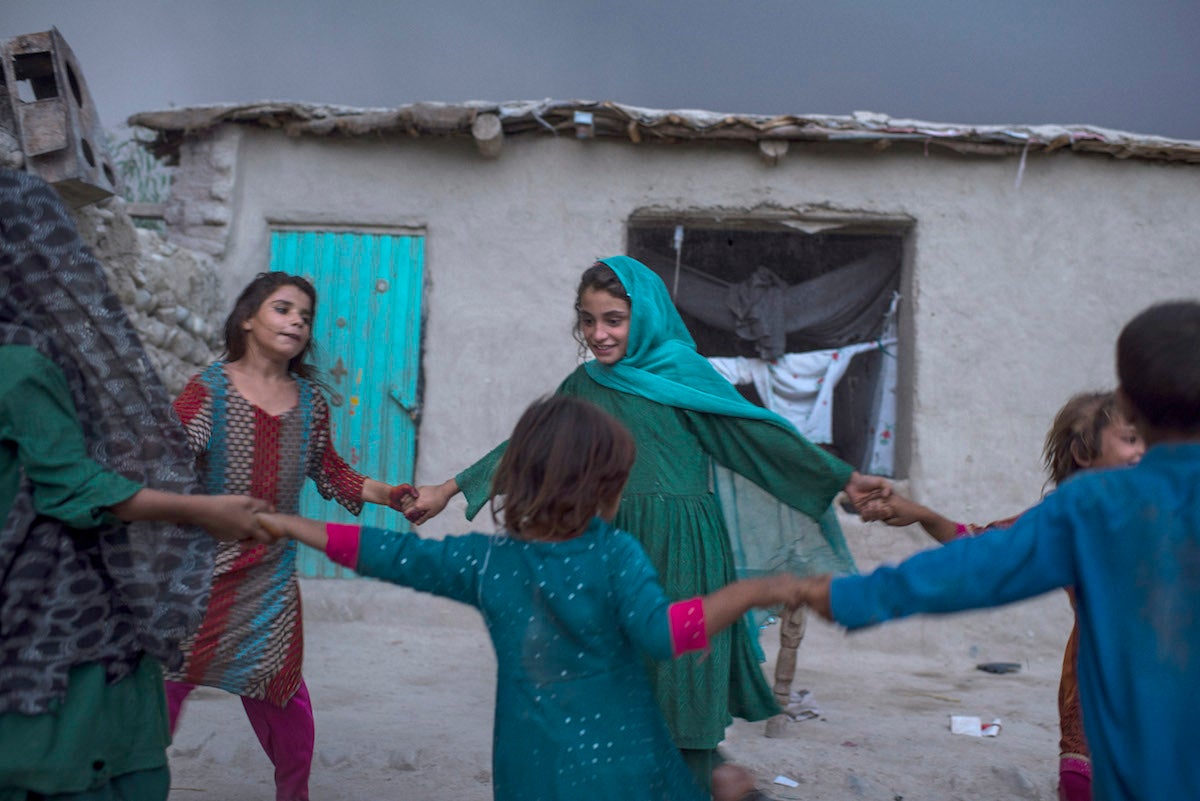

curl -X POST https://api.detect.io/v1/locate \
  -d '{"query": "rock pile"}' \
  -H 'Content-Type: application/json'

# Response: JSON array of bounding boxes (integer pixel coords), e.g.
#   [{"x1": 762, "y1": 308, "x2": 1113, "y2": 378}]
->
[{"x1": 72, "y1": 199, "x2": 225, "y2": 394}]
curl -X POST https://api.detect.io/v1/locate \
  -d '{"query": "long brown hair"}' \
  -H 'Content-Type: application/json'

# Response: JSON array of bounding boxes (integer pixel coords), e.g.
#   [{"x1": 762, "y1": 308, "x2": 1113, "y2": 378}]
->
[
  {"x1": 490, "y1": 395, "x2": 636, "y2": 540},
  {"x1": 222, "y1": 271, "x2": 320, "y2": 380}
]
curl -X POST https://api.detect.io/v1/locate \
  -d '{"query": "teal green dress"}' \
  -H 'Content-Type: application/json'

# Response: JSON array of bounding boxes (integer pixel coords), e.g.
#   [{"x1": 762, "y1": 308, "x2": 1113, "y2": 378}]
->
[
  {"x1": 461, "y1": 256, "x2": 857, "y2": 791},
  {"x1": 458, "y1": 366, "x2": 852, "y2": 751},
  {"x1": 346, "y1": 519, "x2": 708, "y2": 801}
]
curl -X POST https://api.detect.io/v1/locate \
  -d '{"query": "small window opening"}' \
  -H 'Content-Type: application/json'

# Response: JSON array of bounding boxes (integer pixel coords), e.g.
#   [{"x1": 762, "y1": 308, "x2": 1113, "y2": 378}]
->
[
  {"x1": 65, "y1": 61, "x2": 84, "y2": 107},
  {"x1": 13, "y1": 51, "x2": 59, "y2": 103},
  {"x1": 628, "y1": 221, "x2": 904, "y2": 475}
]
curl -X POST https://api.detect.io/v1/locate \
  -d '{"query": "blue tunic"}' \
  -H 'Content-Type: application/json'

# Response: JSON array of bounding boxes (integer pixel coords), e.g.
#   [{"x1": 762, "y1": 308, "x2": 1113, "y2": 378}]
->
[
  {"x1": 831, "y1": 444, "x2": 1200, "y2": 801},
  {"x1": 350, "y1": 518, "x2": 706, "y2": 801}
]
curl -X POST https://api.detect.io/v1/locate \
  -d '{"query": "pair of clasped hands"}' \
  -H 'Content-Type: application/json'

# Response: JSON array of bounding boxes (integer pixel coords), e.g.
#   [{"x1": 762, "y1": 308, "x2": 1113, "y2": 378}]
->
[{"x1": 208, "y1": 483, "x2": 421, "y2": 546}]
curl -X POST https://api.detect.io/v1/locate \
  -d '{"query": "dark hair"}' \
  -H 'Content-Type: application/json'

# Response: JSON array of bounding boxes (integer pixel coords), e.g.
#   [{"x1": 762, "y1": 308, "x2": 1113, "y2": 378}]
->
[
  {"x1": 1042, "y1": 391, "x2": 1121, "y2": 486},
  {"x1": 1117, "y1": 300, "x2": 1200, "y2": 434},
  {"x1": 490, "y1": 395, "x2": 636, "y2": 540},
  {"x1": 572, "y1": 262, "x2": 630, "y2": 356},
  {"x1": 223, "y1": 272, "x2": 319, "y2": 379}
]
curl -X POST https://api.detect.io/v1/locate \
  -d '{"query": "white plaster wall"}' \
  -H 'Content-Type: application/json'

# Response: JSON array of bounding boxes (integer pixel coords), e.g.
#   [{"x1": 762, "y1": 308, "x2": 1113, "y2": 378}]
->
[{"x1": 196, "y1": 128, "x2": 1199, "y2": 531}]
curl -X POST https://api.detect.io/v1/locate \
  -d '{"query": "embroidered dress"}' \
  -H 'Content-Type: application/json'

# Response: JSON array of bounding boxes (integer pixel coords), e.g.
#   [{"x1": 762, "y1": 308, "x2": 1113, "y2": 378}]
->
[
  {"x1": 1057, "y1": 590, "x2": 1091, "y2": 796},
  {"x1": 459, "y1": 367, "x2": 851, "y2": 750},
  {"x1": 328, "y1": 519, "x2": 709, "y2": 801},
  {"x1": 955, "y1": 514, "x2": 1091, "y2": 789},
  {"x1": 167, "y1": 362, "x2": 365, "y2": 705},
  {"x1": 457, "y1": 257, "x2": 855, "y2": 759}
]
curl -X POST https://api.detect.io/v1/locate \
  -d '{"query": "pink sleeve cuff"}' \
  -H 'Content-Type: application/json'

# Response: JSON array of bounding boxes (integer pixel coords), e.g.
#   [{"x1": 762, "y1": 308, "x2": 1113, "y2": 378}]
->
[
  {"x1": 325, "y1": 522, "x2": 362, "y2": 568},
  {"x1": 954, "y1": 522, "x2": 972, "y2": 539},
  {"x1": 668, "y1": 598, "x2": 708, "y2": 657}
]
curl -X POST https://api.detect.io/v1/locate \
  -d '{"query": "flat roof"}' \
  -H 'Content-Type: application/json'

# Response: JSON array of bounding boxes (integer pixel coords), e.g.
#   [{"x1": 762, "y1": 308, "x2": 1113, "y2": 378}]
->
[{"x1": 129, "y1": 99, "x2": 1200, "y2": 165}]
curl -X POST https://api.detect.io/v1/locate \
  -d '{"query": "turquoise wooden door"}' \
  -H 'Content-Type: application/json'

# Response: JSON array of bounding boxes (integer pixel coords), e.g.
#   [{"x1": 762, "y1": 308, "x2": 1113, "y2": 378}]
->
[{"x1": 269, "y1": 230, "x2": 424, "y2": 577}]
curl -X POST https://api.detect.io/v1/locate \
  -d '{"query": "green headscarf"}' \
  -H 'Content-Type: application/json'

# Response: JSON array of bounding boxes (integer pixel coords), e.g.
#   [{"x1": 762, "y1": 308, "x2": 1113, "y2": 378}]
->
[
  {"x1": 584, "y1": 255, "x2": 796, "y2": 431},
  {"x1": 584, "y1": 255, "x2": 858, "y2": 581}
]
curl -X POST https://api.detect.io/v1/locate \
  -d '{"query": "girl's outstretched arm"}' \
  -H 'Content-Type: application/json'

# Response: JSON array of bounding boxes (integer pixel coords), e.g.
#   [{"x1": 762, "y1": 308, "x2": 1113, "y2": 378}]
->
[
  {"x1": 257, "y1": 512, "x2": 328, "y2": 551},
  {"x1": 700, "y1": 574, "x2": 809, "y2": 638},
  {"x1": 663, "y1": 574, "x2": 827, "y2": 660},
  {"x1": 405, "y1": 477, "x2": 460, "y2": 525},
  {"x1": 111, "y1": 489, "x2": 273, "y2": 543},
  {"x1": 360, "y1": 479, "x2": 418, "y2": 513},
  {"x1": 859, "y1": 491, "x2": 961, "y2": 543}
]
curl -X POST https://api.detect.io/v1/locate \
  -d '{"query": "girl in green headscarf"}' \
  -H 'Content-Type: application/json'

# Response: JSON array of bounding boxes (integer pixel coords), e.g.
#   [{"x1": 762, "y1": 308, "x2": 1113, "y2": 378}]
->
[{"x1": 409, "y1": 256, "x2": 887, "y2": 791}]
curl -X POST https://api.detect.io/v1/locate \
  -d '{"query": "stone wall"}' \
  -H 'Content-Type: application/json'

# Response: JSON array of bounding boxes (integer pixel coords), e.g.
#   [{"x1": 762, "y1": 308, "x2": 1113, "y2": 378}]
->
[
  {"x1": 71, "y1": 199, "x2": 225, "y2": 394},
  {"x1": 159, "y1": 126, "x2": 241, "y2": 259},
  {"x1": 1, "y1": 124, "x2": 224, "y2": 395}
]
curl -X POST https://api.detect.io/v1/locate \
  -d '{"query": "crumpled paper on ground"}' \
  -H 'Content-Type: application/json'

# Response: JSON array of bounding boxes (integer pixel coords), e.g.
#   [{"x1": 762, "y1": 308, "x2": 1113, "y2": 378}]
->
[
  {"x1": 782, "y1": 689, "x2": 821, "y2": 721},
  {"x1": 950, "y1": 715, "x2": 1002, "y2": 736}
]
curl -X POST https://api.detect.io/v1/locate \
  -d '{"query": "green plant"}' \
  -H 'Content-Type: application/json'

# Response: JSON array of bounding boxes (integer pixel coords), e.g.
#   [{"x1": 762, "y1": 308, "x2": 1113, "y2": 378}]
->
[{"x1": 106, "y1": 127, "x2": 171, "y2": 228}]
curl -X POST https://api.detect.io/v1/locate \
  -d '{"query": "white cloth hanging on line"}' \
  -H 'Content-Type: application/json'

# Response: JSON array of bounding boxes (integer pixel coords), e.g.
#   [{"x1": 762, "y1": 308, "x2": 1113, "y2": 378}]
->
[{"x1": 709, "y1": 338, "x2": 896, "y2": 446}]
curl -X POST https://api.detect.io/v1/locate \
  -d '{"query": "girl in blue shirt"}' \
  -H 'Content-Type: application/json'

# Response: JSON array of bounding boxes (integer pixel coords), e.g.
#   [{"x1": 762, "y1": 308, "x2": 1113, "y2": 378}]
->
[{"x1": 799, "y1": 300, "x2": 1200, "y2": 801}]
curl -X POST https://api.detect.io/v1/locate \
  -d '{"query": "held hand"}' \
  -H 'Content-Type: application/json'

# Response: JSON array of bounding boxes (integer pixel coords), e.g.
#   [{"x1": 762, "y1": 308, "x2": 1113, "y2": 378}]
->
[
  {"x1": 843, "y1": 471, "x2": 892, "y2": 513},
  {"x1": 797, "y1": 575, "x2": 834, "y2": 621},
  {"x1": 255, "y1": 512, "x2": 289, "y2": 540},
  {"x1": 749, "y1": 574, "x2": 834, "y2": 620},
  {"x1": 864, "y1": 494, "x2": 926, "y2": 525},
  {"x1": 857, "y1": 497, "x2": 891, "y2": 522},
  {"x1": 859, "y1": 491, "x2": 962, "y2": 544},
  {"x1": 859, "y1": 494, "x2": 924, "y2": 526},
  {"x1": 253, "y1": 513, "x2": 328, "y2": 550},
  {"x1": 758, "y1": 573, "x2": 809, "y2": 609},
  {"x1": 197, "y1": 495, "x2": 274, "y2": 543},
  {"x1": 387, "y1": 483, "x2": 419, "y2": 513},
  {"x1": 405, "y1": 480, "x2": 456, "y2": 526}
]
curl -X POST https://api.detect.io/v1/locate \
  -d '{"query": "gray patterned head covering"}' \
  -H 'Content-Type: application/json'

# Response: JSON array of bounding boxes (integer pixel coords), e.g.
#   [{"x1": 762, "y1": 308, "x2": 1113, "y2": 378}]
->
[{"x1": 0, "y1": 168, "x2": 214, "y2": 715}]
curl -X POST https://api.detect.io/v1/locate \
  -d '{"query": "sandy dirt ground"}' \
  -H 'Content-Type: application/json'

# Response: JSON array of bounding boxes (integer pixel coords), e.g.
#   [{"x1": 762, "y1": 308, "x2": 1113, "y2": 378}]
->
[{"x1": 166, "y1": 512, "x2": 1073, "y2": 801}]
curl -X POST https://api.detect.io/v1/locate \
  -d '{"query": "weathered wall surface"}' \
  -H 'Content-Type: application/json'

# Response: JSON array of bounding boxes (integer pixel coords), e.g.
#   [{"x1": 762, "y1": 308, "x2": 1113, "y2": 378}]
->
[
  {"x1": 71, "y1": 200, "x2": 224, "y2": 394},
  {"x1": 164, "y1": 128, "x2": 1200, "y2": 530}
]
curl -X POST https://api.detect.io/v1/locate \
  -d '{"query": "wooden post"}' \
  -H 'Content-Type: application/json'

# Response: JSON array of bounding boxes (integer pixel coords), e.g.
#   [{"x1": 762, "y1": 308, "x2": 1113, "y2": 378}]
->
[
  {"x1": 471, "y1": 113, "x2": 503, "y2": 159},
  {"x1": 764, "y1": 604, "x2": 807, "y2": 738}
]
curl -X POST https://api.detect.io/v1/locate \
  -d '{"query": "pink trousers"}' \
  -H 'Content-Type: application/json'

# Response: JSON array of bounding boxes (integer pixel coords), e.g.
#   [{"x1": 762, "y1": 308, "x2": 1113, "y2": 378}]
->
[
  {"x1": 166, "y1": 679, "x2": 314, "y2": 801},
  {"x1": 1058, "y1": 756, "x2": 1092, "y2": 801}
]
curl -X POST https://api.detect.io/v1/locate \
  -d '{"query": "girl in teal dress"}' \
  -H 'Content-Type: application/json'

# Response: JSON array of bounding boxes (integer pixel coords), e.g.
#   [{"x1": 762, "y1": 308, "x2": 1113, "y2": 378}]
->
[
  {"x1": 408, "y1": 256, "x2": 887, "y2": 789},
  {"x1": 258, "y1": 395, "x2": 807, "y2": 800}
]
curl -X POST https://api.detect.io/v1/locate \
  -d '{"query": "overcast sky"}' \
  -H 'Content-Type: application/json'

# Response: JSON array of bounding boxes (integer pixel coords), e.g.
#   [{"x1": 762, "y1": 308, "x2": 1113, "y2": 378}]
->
[{"x1": 5, "y1": 0, "x2": 1200, "y2": 141}]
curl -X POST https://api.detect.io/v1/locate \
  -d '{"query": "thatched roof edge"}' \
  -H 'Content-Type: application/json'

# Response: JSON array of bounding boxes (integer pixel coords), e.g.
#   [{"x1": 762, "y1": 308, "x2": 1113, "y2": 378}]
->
[{"x1": 128, "y1": 99, "x2": 1200, "y2": 165}]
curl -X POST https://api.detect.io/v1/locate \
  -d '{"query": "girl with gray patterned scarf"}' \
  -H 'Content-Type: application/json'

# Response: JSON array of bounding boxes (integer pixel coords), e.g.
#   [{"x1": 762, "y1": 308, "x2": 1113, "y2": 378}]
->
[{"x1": 0, "y1": 168, "x2": 270, "y2": 801}]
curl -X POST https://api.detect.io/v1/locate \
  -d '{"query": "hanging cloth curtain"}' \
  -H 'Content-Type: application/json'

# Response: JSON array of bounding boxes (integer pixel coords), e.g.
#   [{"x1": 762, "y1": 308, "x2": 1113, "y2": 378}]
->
[{"x1": 637, "y1": 250, "x2": 898, "y2": 359}]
